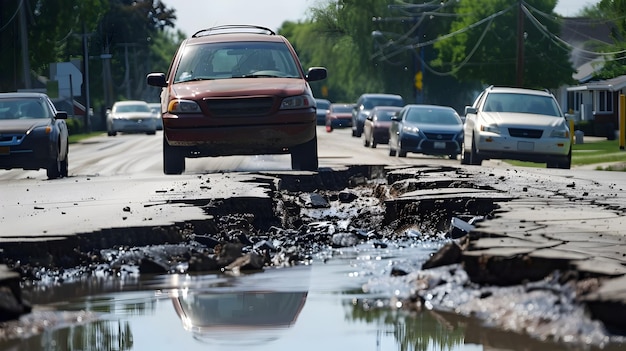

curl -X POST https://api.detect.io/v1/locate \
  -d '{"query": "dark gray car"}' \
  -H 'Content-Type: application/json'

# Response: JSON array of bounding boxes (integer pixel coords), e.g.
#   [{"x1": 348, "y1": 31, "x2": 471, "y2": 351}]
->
[
  {"x1": 0, "y1": 92, "x2": 69, "y2": 179},
  {"x1": 351, "y1": 93, "x2": 404, "y2": 137}
]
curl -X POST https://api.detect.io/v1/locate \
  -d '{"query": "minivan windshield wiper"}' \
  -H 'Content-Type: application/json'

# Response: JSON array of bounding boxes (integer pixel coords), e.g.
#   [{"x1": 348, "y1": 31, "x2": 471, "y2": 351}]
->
[
  {"x1": 234, "y1": 73, "x2": 280, "y2": 78},
  {"x1": 177, "y1": 76, "x2": 214, "y2": 83}
]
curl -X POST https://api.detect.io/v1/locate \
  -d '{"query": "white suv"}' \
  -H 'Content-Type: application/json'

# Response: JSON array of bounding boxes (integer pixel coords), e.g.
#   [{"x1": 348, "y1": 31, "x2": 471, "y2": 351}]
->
[{"x1": 461, "y1": 86, "x2": 571, "y2": 169}]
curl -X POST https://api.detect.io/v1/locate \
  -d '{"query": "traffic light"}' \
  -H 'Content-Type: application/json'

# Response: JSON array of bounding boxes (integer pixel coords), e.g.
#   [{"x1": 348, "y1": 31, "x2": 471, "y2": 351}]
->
[{"x1": 414, "y1": 71, "x2": 423, "y2": 91}]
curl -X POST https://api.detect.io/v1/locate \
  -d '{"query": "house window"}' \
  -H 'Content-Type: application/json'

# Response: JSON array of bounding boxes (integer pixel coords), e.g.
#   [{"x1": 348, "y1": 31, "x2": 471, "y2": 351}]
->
[
  {"x1": 596, "y1": 91, "x2": 613, "y2": 113},
  {"x1": 567, "y1": 91, "x2": 583, "y2": 112}
]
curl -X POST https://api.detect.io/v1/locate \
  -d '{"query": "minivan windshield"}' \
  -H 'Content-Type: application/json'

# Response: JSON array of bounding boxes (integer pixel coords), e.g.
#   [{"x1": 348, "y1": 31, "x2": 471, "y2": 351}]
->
[{"x1": 175, "y1": 42, "x2": 301, "y2": 82}]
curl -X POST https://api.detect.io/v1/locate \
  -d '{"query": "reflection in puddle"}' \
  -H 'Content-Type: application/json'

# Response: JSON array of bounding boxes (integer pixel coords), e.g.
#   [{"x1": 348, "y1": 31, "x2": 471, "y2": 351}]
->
[
  {"x1": 167, "y1": 269, "x2": 309, "y2": 345},
  {"x1": 172, "y1": 291, "x2": 307, "y2": 345},
  {"x1": 2, "y1": 246, "x2": 624, "y2": 350}
]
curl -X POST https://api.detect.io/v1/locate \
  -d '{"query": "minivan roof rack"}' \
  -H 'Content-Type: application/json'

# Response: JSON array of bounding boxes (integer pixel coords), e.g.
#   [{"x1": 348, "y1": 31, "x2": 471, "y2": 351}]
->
[{"x1": 192, "y1": 25, "x2": 276, "y2": 38}]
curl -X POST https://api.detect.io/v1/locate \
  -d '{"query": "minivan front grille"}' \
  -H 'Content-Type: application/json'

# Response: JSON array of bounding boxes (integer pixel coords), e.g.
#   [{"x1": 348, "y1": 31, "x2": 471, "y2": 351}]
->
[{"x1": 204, "y1": 97, "x2": 275, "y2": 117}]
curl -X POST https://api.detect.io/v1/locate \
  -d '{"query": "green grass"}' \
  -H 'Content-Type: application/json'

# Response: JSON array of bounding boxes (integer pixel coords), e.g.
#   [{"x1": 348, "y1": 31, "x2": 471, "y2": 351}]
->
[
  {"x1": 69, "y1": 132, "x2": 104, "y2": 144},
  {"x1": 507, "y1": 139, "x2": 626, "y2": 170},
  {"x1": 572, "y1": 139, "x2": 626, "y2": 165}
]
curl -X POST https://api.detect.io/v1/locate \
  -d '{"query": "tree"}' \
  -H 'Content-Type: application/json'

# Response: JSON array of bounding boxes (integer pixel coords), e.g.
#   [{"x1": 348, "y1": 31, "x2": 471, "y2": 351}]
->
[
  {"x1": 0, "y1": 0, "x2": 107, "y2": 92},
  {"x1": 591, "y1": 0, "x2": 626, "y2": 79},
  {"x1": 91, "y1": 0, "x2": 177, "y2": 105},
  {"x1": 283, "y1": 0, "x2": 415, "y2": 103},
  {"x1": 432, "y1": 0, "x2": 574, "y2": 89},
  {"x1": 0, "y1": 0, "x2": 178, "y2": 130}
]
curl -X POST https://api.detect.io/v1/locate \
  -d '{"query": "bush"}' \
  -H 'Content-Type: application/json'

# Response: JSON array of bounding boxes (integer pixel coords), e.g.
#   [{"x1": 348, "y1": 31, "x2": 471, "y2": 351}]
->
[
  {"x1": 66, "y1": 117, "x2": 84, "y2": 135},
  {"x1": 575, "y1": 120, "x2": 595, "y2": 136}
]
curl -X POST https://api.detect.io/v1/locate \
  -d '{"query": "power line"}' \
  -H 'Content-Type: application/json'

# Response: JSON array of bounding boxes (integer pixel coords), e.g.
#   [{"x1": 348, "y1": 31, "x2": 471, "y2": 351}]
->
[
  {"x1": 0, "y1": 0, "x2": 24, "y2": 32},
  {"x1": 374, "y1": 0, "x2": 626, "y2": 78},
  {"x1": 522, "y1": 4, "x2": 626, "y2": 58}
]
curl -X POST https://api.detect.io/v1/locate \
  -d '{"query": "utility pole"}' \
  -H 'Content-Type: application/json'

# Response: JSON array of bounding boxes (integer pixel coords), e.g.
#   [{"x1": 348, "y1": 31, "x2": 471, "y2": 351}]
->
[
  {"x1": 18, "y1": 0, "x2": 31, "y2": 89},
  {"x1": 81, "y1": 22, "x2": 92, "y2": 132},
  {"x1": 516, "y1": 0, "x2": 524, "y2": 87}
]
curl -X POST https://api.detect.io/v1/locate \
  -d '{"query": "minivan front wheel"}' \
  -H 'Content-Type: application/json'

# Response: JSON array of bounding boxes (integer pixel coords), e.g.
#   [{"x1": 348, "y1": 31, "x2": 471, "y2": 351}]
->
[
  {"x1": 163, "y1": 136, "x2": 185, "y2": 175},
  {"x1": 291, "y1": 137, "x2": 318, "y2": 171}
]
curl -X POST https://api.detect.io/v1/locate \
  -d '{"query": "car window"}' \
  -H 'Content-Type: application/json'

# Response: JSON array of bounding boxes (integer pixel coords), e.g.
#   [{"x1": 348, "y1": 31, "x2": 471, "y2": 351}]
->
[
  {"x1": 0, "y1": 99, "x2": 49, "y2": 119},
  {"x1": 174, "y1": 41, "x2": 300, "y2": 82},
  {"x1": 333, "y1": 105, "x2": 352, "y2": 113},
  {"x1": 484, "y1": 93, "x2": 561, "y2": 117},
  {"x1": 406, "y1": 108, "x2": 460, "y2": 125},
  {"x1": 365, "y1": 97, "x2": 403, "y2": 109},
  {"x1": 376, "y1": 110, "x2": 396, "y2": 121},
  {"x1": 116, "y1": 104, "x2": 150, "y2": 113},
  {"x1": 316, "y1": 100, "x2": 330, "y2": 109}
]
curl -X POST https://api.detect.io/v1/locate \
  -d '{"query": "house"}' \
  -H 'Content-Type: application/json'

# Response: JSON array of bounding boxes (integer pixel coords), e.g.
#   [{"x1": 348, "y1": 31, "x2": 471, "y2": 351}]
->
[
  {"x1": 566, "y1": 75, "x2": 626, "y2": 139},
  {"x1": 52, "y1": 98, "x2": 87, "y2": 119},
  {"x1": 558, "y1": 17, "x2": 621, "y2": 138}
]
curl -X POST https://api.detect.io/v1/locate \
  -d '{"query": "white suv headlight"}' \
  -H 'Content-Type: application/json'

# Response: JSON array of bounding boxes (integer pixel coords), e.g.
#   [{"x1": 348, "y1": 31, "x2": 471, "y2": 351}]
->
[
  {"x1": 550, "y1": 127, "x2": 570, "y2": 139},
  {"x1": 480, "y1": 124, "x2": 500, "y2": 134}
]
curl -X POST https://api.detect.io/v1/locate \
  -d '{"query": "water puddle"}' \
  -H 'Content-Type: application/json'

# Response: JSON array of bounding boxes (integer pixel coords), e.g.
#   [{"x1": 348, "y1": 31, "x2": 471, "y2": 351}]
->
[{"x1": 2, "y1": 241, "x2": 623, "y2": 351}]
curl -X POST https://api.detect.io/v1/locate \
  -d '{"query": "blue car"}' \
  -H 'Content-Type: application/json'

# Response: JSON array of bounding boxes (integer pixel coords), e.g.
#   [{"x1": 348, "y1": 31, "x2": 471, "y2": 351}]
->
[
  {"x1": 388, "y1": 104, "x2": 463, "y2": 159},
  {"x1": 315, "y1": 98, "x2": 331, "y2": 125}
]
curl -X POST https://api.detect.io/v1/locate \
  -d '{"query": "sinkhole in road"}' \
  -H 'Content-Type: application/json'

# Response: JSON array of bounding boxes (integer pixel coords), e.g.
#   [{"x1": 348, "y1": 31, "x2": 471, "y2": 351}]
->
[{"x1": 2, "y1": 165, "x2": 626, "y2": 350}]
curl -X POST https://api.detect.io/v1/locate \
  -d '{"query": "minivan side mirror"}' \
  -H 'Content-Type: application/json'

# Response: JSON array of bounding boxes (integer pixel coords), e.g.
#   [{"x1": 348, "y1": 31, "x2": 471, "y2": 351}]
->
[
  {"x1": 306, "y1": 67, "x2": 327, "y2": 82},
  {"x1": 146, "y1": 73, "x2": 167, "y2": 87}
]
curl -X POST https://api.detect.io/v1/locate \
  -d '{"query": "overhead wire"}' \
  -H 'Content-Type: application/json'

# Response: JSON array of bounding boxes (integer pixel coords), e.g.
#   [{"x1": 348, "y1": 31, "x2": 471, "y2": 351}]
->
[
  {"x1": 375, "y1": 3, "x2": 516, "y2": 76},
  {"x1": 522, "y1": 4, "x2": 626, "y2": 59},
  {"x1": 0, "y1": 0, "x2": 24, "y2": 32},
  {"x1": 374, "y1": 0, "x2": 626, "y2": 76},
  {"x1": 420, "y1": 15, "x2": 496, "y2": 76}
]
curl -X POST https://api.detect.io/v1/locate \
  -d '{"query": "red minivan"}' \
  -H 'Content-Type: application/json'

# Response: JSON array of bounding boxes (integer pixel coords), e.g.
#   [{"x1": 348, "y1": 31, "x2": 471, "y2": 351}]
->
[{"x1": 147, "y1": 25, "x2": 327, "y2": 174}]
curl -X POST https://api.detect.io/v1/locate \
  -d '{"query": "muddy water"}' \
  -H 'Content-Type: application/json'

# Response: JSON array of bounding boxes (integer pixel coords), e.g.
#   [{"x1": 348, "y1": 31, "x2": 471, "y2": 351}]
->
[{"x1": 1, "y1": 241, "x2": 622, "y2": 351}]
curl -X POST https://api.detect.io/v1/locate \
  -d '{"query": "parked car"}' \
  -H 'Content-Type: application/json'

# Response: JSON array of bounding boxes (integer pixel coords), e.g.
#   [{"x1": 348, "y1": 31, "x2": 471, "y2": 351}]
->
[
  {"x1": 146, "y1": 24, "x2": 327, "y2": 174},
  {"x1": 388, "y1": 104, "x2": 463, "y2": 159},
  {"x1": 461, "y1": 86, "x2": 571, "y2": 168},
  {"x1": 107, "y1": 100, "x2": 157, "y2": 136},
  {"x1": 363, "y1": 106, "x2": 402, "y2": 148},
  {"x1": 325, "y1": 103, "x2": 354, "y2": 131},
  {"x1": 315, "y1": 98, "x2": 331, "y2": 125},
  {"x1": 147, "y1": 102, "x2": 163, "y2": 130},
  {"x1": 0, "y1": 92, "x2": 69, "y2": 179},
  {"x1": 352, "y1": 93, "x2": 404, "y2": 137}
]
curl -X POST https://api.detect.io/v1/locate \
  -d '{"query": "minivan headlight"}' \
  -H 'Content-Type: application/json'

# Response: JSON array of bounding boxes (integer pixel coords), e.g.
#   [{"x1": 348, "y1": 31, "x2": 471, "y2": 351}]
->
[
  {"x1": 168, "y1": 99, "x2": 201, "y2": 113},
  {"x1": 281, "y1": 95, "x2": 313, "y2": 110}
]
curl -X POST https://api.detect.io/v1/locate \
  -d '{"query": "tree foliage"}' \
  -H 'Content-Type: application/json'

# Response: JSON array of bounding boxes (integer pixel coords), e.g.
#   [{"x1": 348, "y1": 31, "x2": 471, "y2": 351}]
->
[
  {"x1": 592, "y1": 0, "x2": 626, "y2": 78},
  {"x1": 432, "y1": 0, "x2": 574, "y2": 89},
  {"x1": 283, "y1": 0, "x2": 412, "y2": 103},
  {"x1": 6, "y1": 0, "x2": 613, "y2": 126},
  {"x1": 0, "y1": 0, "x2": 177, "y2": 113}
]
